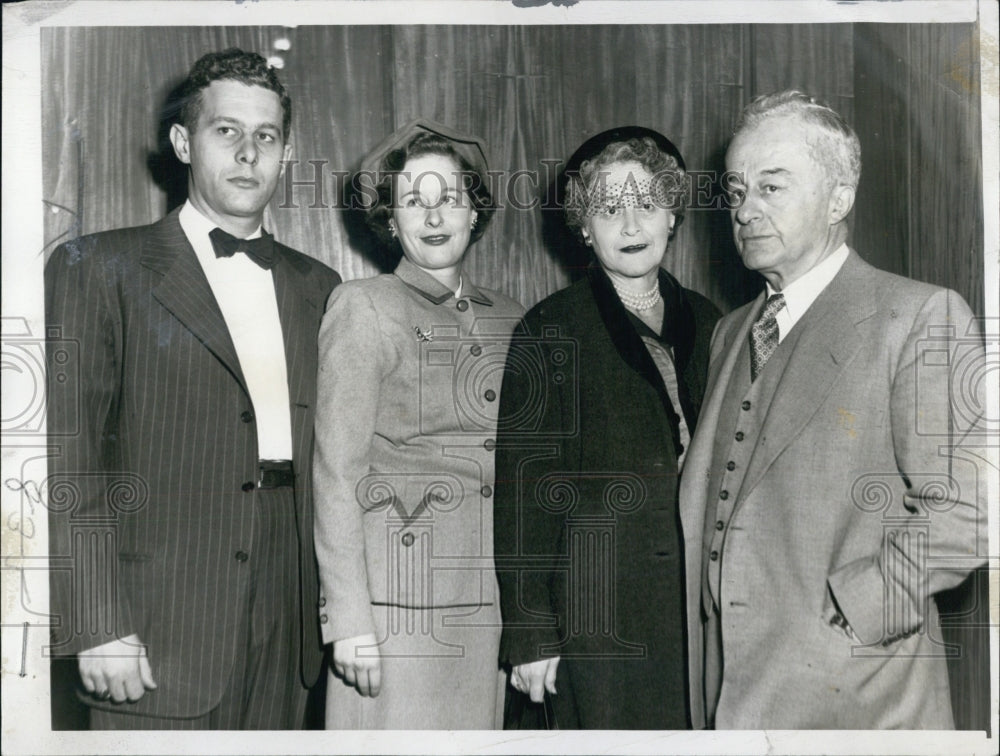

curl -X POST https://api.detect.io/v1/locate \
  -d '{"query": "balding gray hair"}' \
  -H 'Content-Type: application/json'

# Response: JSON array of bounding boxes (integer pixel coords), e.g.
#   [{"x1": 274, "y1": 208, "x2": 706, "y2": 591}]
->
[{"x1": 734, "y1": 90, "x2": 862, "y2": 189}]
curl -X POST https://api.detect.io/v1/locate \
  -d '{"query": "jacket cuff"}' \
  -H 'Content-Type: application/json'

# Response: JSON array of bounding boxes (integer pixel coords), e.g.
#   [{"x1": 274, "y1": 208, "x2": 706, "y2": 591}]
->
[
  {"x1": 324, "y1": 596, "x2": 377, "y2": 646},
  {"x1": 501, "y1": 627, "x2": 563, "y2": 667}
]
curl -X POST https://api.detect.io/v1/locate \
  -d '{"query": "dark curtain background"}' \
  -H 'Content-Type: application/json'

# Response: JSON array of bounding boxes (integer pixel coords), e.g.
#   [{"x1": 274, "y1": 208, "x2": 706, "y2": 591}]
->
[
  {"x1": 41, "y1": 24, "x2": 987, "y2": 731},
  {"x1": 41, "y1": 24, "x2": 860, "y2": 311}
]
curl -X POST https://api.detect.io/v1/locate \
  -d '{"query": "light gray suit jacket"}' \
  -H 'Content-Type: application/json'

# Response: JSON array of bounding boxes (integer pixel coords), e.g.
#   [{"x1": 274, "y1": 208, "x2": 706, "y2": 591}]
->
[
  {"x1": 679, "y1": 250, "x2": 987, "y2": 729},
  {"x1": 312, "y1": 258, "x2": 524, "y2": 644}
]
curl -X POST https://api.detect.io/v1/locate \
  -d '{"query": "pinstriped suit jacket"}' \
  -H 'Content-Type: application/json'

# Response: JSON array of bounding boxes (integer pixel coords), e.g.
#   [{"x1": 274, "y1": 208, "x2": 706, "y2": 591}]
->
[{"x1": 45, "y1": 208, "x2": 340, "y2": 718}]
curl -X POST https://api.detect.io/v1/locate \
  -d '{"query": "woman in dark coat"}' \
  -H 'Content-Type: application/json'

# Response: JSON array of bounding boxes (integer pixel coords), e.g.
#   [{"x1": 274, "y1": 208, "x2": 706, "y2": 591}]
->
[{"x1": 494, "y1": 126, "x2": 720, "y2": 729}]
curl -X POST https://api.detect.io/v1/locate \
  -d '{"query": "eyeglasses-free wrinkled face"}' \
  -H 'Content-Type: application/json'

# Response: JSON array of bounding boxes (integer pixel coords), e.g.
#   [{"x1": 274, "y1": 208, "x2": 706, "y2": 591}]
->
[{"x1": 726, "y1": 114, "x2": 854, "y2": 288}]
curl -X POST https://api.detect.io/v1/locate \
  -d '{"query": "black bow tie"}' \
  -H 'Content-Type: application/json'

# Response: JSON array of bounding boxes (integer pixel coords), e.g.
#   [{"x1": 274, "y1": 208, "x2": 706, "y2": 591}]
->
[{"x1": 209, "y1": 227, "x2": 276, "y2": 270}]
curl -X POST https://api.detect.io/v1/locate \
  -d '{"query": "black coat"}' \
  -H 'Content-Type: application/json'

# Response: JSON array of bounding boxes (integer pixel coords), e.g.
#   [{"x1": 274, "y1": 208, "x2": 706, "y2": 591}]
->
[{"x1": 494, "y1": 265, "x2": 719, "y2": 729}]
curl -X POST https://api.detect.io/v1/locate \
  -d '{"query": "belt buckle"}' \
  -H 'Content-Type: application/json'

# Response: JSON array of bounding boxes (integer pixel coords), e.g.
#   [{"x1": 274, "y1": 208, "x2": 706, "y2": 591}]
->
[{"x1": 258, "y1": 460, "x2": 294, "y2": 489}]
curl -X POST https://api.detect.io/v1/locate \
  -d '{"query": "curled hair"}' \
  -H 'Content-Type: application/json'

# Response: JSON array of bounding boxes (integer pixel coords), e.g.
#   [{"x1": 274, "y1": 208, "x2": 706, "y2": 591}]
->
[
  {"x1": 364, "y1": 132, "x2": 496, "y2": 249},
  {"x1": 734, "y1": 90, "x2": 861, "y2": 188},
  {"x1": 176, "y1": 48, "x2": 292, "y2": 139},
  {"x1": 564, "y1": 136, "x2": 690, "y2": 239}
]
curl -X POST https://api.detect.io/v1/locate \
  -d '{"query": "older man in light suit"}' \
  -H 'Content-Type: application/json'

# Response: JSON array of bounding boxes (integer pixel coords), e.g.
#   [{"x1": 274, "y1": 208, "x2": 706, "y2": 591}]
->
[{"x1": 680, "y1": 90, "x2": 988, "y2": 729}]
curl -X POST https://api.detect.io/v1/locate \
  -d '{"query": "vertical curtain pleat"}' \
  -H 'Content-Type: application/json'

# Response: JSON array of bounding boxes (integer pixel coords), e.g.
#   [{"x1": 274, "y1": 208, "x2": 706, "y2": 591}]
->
[
  {"x1": 273, "y1": 25, "x2": 393, "y2": 282},
  {"x1": 41, "y1": 23, "x2": 982, "y2": 318},
  {"x1": 43, "y1": 24, "x2": 853, "y2": 312},
  {"x1": 854, "y1": 23, "x2": 987, "y2": 733},
  {"x1": 854, "y1": 22, "x2": 984, "y2": 320},
  {"x1": 906, "y1": 25, "x2": 984, "y2": 317}
]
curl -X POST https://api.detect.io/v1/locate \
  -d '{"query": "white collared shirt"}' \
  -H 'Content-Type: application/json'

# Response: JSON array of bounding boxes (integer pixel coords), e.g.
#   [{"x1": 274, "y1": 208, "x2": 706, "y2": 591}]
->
[
  {"x1": 179, "y1": 201, "x2": 293, "y2": 460},
  {"x1": 767, "y1": 243, "x2": 849, "y2": 343}
]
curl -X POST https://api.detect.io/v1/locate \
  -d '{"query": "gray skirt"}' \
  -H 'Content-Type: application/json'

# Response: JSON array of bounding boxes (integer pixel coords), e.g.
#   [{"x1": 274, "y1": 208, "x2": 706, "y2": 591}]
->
[{"x1": 325, "y1": 601, "x2": 504, "y2": 729}]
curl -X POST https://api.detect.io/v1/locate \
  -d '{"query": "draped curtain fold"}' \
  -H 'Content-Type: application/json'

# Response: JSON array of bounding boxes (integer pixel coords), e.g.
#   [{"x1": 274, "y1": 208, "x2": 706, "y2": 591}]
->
[
  {"x1": 42, "y1": 24, "x2": 866, "y2": 313},
  {"x1": 41, "y1": 23, "x2": 983, "y2": 318}
]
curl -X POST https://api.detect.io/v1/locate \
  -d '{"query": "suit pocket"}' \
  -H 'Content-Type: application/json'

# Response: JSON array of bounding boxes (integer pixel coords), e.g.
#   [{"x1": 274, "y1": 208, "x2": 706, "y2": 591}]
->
[{"x1": 816, "y1": 613, "x2": 856, "y2": 647}]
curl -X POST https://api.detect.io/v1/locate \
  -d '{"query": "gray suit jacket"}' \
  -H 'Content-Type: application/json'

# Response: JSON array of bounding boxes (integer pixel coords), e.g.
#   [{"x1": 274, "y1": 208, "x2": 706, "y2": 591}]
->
[
  {"x1": 312, "y1": 258, "x2": 524, "y2": 644},
  {"x1": 679, "y1": 250, "x2": 987, "y2": 728},
  {"x1": 46, "y1": 208, "x2": 340, "y2": 718}
]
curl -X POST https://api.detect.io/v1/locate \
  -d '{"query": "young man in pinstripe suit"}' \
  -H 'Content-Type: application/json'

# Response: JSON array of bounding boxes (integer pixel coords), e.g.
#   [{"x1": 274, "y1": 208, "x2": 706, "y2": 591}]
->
[{"x1": 46, "y1": 49, "x2": 340, "y2": 729}]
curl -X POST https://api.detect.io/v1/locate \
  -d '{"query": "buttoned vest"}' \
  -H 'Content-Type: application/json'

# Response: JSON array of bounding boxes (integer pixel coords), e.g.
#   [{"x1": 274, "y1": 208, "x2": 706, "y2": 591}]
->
[{"x1": 700, "y1": 310, "x2": 811, "y2": 616}]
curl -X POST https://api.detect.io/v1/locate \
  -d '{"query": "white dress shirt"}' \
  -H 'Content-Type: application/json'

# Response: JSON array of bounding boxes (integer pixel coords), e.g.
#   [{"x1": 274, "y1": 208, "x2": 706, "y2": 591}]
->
[
  {"x1": 767, "y1": 243, "x2": 850, "y2": 343},
  {"x1": 179, "y1": 201, "x2": 293, "y2": 460}
]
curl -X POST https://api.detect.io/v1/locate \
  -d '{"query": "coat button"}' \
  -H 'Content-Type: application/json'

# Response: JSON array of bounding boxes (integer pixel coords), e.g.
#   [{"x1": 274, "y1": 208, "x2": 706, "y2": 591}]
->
[
  {"x1": 481, "y1": 485, "x2": 493, "y2": 498},
  {"x1": 735, "y1": 431, "x2": 744, "y2": 442},
  {"x1": 241, "y1": 410, "x2": 254, "y2": 423},
  {"x1": 484, "y1": 389, "x2": 496, "y2": 402},
  {"x1": 741, "y1": 400, "x2": 751, "y2": 411},
  {"x1": 401, "y1": 532, "x2": 415, "y2": 547},
  {"x1": 710, "y1": 550, "x2": 719, "y2": 561},
  {"x1": 456, "y1": 299, "x2": 469, "y2": 312},
  {"x1": 235, "y1": 551, "x2": 249, "y2": 562},
  {"x1": 470, "y1": 344, "x2": 482, "y2": 356},
  {"x1": 715, "y1": 520, "x2": 724, "y2": 531},
  {"x1": 719, "y1": 490, "x2": 729, "y2": 500},
  {"x1": 320, "y1": 614, "x2": 328, "y2": 624},
  {"x1": 242, "y1": 481, "x2": 255, "y2": 492},
  {"x1": 318, "y1": 597, "x2": 327, "y2": 607},
  {"x1": 484, "y1": 439, "x2": 496, "y2": 451},
  {"x1": 726, "y1": 461, "x2": 736, "y2": 471}
]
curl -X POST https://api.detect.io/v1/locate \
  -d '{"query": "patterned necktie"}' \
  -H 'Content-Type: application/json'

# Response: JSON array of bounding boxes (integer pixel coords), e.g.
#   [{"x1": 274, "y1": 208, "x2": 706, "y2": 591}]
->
[
  {"x1": 209, "y1": 227, "x2": 276, "y2": 270},
  {"x1": 749, "y1": 292, "x2": 785, "y2": 382}
]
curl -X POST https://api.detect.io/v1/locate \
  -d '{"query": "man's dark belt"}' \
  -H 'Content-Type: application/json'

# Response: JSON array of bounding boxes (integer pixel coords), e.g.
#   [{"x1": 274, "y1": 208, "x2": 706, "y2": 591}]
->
[{"x1": 258, "y1": 459, "x2": 294, "y2": 489}]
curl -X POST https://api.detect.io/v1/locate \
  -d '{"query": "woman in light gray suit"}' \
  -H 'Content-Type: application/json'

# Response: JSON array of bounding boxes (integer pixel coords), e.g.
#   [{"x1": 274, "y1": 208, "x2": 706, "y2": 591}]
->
[{"x1": 313, "y1": 120, "x2": 524, "y2": 729}]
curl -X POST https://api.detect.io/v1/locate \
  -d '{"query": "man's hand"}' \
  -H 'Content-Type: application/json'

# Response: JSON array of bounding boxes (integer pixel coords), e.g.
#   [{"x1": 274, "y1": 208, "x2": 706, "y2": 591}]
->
[
  {"x1": 511, "y1": 656, "x2": 559, "y2": 703},
  {"x1": 332, "y1": 634, "x2": 382, "y2": 697},
  {"x1": 78, "y1": 635, "x2": 157, "y2": 703}
]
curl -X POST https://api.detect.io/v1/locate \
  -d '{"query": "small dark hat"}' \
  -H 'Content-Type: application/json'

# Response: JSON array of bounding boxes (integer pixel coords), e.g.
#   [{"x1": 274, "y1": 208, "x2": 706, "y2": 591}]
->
[
  {"x1": 564, "y1": 125, "x2": 686, "y2": 174},
  {"x1": 359, "y1": 118, "x2": 491, "y2": 177}
]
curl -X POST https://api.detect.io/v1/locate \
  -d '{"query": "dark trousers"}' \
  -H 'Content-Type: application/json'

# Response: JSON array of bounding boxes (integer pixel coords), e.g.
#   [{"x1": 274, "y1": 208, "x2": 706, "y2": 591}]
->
[{"x1": 90, "y1": 487, "x2": 308, "y2": 730}]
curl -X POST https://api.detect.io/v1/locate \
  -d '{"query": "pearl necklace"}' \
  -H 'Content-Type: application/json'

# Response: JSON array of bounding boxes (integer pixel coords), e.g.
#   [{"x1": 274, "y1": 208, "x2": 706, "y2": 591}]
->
[{"x1": 611, "y1": 280, "x2": 661, "y2": 311}]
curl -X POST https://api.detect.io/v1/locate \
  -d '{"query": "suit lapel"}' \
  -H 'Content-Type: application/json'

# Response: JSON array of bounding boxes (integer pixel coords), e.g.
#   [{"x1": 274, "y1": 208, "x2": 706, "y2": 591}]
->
[
  {"x1": 738, "y1": 251, "x2": 876, "y2": 501},
  {"x1": 271, "y1": 246, "x2": 321, "y2": 468},
  {"x1": 586, "y1": 265, "x2": 684, "y2": 454},
  {"x1": 142, "y1": 210, "x2": 247, "y2": 392}
]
